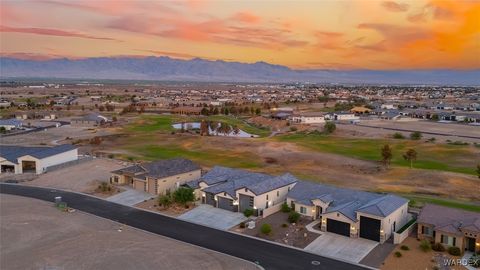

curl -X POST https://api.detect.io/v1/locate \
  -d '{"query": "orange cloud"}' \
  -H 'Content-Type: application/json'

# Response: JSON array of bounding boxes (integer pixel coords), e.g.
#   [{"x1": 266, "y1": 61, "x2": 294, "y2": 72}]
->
[
  {"x1": 232, "y1": 11, "x2": 261, "y2": 24},
  {"x1": 0, "y1": 25, "x2": 118, "y2": 41},
  {"x1": 381, "y1": 1, "x2": 409, "y2": 12}
]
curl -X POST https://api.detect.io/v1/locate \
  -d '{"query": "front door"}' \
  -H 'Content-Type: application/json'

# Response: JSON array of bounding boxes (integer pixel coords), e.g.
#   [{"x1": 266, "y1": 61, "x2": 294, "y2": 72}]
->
[{"x1": 466, "y1": 237, "x2": 475, "y2": 252}]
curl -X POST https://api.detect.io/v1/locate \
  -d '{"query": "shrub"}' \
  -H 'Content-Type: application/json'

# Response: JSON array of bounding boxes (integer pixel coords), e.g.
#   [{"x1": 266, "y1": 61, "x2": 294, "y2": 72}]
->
[
  {"x1": 448, "y1": 246, "x2": 461, "y2": 256},
  {"x1": 410, "y1": 131, "x2": 422, "y2": 140},
  {"x1": 173, "y1": 187, "x2": 195, "y2": 205},
  {"x1": 244, "y1": 208, "x2": 254, "y2": 217},
  {"x1": 324, "y1": 122, "x2": 336, "y2": 134},
  {"x1": 393, "y1": 132, "x2": 405, "y2": 139},
  {"x1": 281, "y1": 223, "x2": 288, "y2": 228},
  {"x1": 281, "y1": 203, "x2": 291, "y2": 213},
  {"x1": 394, "y1": 251, "x2": 402, "y2": 257},
  {"x1": 158, "y1": 194, "x2": 173, "y2": 208},
  {"x1": 289, "y1": 126, "x2": 298, "y2": 132},
  {"x1": 420, "y1": 240, "x2": 431, "y2": 252},
  {"x1": 239, "y1": 222, "x2": 246, "y2": 229},
  {"x1": 400, "y1": 245, "x2": 410, "y2": 251},
  {"x1": 432, "y1": 243, "x2": 445, "y2": 252},
  {"x1": 260, "y1": 223, "x2": 272, "y2": 235},
  {"x1": 288, "y1": 212, "x2": 300, "y2": 223}
]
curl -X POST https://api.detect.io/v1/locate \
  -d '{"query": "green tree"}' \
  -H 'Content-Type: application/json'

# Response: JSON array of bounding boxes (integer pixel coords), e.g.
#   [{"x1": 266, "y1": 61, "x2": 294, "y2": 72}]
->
[
  {"x1": 403, "y1": 148, "x2": 417, "y2": 168},
  {"x1": 476, "y1": 164, "x2": 480, "y2": 179},
  {"x1": 255, "y1": 108, "x2": 261, "y2": 115},
  {"x1": 288, "y1": 212, "x2": 300, "y2": 223},
  {"x1": 324, "y1": 122, "x2": 336, "y2": 134},
  {"x1": 410, "y1": 131, "x2": 422, "y2": 140},
  {"x1": 381, "y1": 144, "x2": 393, "y2": 168},
  {"x1": 0, "y1": 126, "x2": 6, "y2": 134},
  {"x1": 158, "y1": 194, "x2": 173, "y2": 209},
  {"x1": 173, "y1": 187, "x2": 195, "y2": 205}
]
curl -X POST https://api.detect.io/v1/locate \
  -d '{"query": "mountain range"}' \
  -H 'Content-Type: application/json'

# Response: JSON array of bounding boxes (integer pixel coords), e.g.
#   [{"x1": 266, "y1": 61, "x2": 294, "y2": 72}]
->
[{"x1": 1, "y1": 56, "x2": 479, "y2": 85}]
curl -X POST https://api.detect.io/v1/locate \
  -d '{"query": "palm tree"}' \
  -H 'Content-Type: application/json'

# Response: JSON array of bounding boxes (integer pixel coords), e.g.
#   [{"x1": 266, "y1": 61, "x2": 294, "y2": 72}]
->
[{"x1": 403, "y1": 149, "x2": 417, "y2": 169}]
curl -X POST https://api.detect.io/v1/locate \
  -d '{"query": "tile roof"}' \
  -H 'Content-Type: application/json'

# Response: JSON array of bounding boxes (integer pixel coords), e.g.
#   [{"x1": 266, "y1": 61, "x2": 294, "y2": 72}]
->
[
  {"x1": 111, "y1": 158, "x2": 200, "y2": 179},
  {"x1": 418, "y1": 204, "x2": 480, "y2": 235},
  {"x1": 0, "y1": 144, "x2": 77, "y2": 164},
  {"x1": 287, "y1": 181, "x2": 408, "y2": 221},
  {"x1": 198, "y1": 166, "x2": 298, "y2": 199}
]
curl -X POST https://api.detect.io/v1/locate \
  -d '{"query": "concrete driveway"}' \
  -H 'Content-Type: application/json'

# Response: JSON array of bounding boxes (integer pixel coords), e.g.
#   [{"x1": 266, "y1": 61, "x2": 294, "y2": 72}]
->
[
  {"x1": 305, "y1": 232, "x2": 378, "y2": 263},
  {"x1": 177, "y1": 204, "x2": 247, "y2": 230},
  {"x1": 106, "y1": 188, "x2": 153, "y2": 206}
]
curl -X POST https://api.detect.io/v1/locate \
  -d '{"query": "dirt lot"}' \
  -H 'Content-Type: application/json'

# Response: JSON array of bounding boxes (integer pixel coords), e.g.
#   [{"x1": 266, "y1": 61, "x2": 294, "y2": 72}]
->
[
  {"x1": 0, "y1": 194, "x2": 258, "y2": 270},
  {"x1": 236, "y1": 212, "x2": 319, "y2": 248},
  {"x1": 381, "y1": 237, "x2": 466, "y2": 270},
  {"x1": 24, "y1": 158, "x2": 128, "y2": 193}
]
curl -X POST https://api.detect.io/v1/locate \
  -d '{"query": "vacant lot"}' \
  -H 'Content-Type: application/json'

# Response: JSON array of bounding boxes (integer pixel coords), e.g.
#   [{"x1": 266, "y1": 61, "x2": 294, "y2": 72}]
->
[
  {"x1": 0, "y1": 194, "x2": 258, "y2": 270},
  {"x1": 24, "y1": 158, "x2": 128, "y2": 193}
]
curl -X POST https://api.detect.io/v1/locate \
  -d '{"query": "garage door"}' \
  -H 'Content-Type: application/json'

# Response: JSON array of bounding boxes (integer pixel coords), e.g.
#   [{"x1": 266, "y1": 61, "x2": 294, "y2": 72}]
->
[
  {"x1": 217, "y1": 197, "x2": 235, "y2": 212},
  {"x1": 327, "y1": 219, "x2": 350, "y2": 237},
  {"x1": 360, "y1": 216, "x2": 381, "y2": 241},
  {"x1": 205, "y1": 193, "x2": 216, "y2": 207}
]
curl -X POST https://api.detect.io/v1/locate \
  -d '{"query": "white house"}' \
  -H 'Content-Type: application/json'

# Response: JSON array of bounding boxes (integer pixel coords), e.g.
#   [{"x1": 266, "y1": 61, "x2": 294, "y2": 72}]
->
[
  {"x1": 325, "y1": 112, "x2": 359, "y2": 121},
  {"x1": 290, "y1": 112, "x2": 325, "y2": 124},
  {"x1": 0, "y1": 119, "x2": 22, "y2": 131},
  {"x1": 0, "y1": 144, "x2": 78, "y2": 174}
]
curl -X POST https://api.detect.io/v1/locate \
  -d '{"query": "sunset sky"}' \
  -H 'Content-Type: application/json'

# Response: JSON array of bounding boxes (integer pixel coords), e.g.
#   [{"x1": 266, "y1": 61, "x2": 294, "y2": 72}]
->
[{"x1": 1, "y1": 0, "x2": 479, "y2": 70}]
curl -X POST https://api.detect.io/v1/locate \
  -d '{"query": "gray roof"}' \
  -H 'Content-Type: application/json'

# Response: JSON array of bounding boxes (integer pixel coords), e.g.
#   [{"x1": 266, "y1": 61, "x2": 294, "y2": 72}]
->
[
  {"x1": 418, "y1": 204, "x2": 480, "y2": 235},
  {"x1": 287, "y1": 181, "x2": 408, "y2": 221},
  {"x1": 0, "y1": 144, "x2": 77, "y2": 164},
  {"x1": 0, "y1": 119, "x2": 22, "y2": 126},
  {"x1": 198, "y1": 166, "x2": 298, "y2": 199},
  {"x1": 111, "y1": 158, "x2": 200, "y2": 179},
  {"x1": 72, "y1": 113, "x2": 108, "y2": 123}
]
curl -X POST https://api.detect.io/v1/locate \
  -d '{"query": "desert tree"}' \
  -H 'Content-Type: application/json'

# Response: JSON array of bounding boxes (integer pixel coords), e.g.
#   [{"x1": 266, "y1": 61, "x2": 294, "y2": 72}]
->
[
  {"x1": 403, "y1": 148, "x2": 417, "y2": 168},
  {"x1": 381, "y1": 144, "x2": 393, "y2": 168}
]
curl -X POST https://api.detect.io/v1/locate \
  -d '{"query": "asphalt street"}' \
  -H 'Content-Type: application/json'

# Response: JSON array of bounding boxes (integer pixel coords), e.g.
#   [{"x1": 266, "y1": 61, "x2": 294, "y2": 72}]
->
[{"x1": 0, "y1": 183, "x2": 370, "y2": 270}]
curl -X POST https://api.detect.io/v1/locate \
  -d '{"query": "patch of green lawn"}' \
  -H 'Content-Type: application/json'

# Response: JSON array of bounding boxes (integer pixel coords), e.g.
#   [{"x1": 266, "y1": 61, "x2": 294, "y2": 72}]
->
[
  {"x1": 403, "y1": 194, "x2": 480, "y2": 212},
  {"x1": 276, "y1": 133, "x2": 478, "y2": 175}
]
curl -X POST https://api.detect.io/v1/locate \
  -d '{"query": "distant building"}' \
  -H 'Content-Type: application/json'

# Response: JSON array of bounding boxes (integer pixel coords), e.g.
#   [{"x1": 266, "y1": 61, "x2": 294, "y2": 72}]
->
[
  {"x1": 325, "y1": 112, "x2": 359, "y2": 121},
  {"x1": 350, "y1": 106, "x2": 371, "y2": 114},
  {"x1": 0, "y1": 119, "x2": 22, "y2": 131},
  {"x1": 290, "y1": 112, "x2": 325, "y2": 124},
  {"x1": 71, "y1": 113, "x2": 108, "y2": 127}
]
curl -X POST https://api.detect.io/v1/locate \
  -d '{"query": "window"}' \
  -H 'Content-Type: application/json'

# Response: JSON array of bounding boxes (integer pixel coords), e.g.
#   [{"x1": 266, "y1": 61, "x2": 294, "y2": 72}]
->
[
  {"x1": 300, "y1": 206, "x2": 307, "y2": 214},
  {"x1": 277, "y1": 191, "x2": 279, "y2": 197},
  {"x1": 422, "y1": 226, "x2": 433, "y2": 236},
  {"x1": 266, "y1": 194, "x2": 269, "y2": 200},
  {"x1": 441, "y1": 235, "x2": 456, "y2": 246}
]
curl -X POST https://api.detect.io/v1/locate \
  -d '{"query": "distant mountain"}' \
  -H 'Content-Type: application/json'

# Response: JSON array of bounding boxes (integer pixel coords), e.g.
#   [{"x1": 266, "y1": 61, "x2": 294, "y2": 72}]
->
[{"x1": 1, "y1": 56, "x2": 479, "y2": 85}]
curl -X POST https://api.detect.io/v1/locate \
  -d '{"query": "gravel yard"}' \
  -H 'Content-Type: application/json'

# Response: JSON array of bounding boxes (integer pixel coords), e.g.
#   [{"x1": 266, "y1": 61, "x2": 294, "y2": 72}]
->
[{"x1": 0, "y1": 194, "x2": 258, "y2": 270}]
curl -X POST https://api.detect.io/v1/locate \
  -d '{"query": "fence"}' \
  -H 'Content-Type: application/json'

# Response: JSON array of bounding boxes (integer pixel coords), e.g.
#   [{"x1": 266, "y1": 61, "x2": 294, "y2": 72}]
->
[
  {"x1": 44, "y1": 155, "x2": 93, "y2": 173},
  {"x1": 262, "y1": 203, "x2": 283, "y2": 218},
  {"x1": 393, "y1": 217, "x2": 417, "y2": 244}
]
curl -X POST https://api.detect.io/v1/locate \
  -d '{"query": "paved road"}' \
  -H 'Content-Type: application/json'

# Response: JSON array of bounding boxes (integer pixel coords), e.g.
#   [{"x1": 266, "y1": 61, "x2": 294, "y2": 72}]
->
[{"x1": 0, "y1": 184, "x2": 369, "y2": 270}]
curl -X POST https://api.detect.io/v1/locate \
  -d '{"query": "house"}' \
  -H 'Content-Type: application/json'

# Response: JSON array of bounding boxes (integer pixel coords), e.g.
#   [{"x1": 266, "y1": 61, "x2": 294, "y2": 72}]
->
[
  {"x1": 287, "y1": 181, "x2": 408, "y2": 243},
  {"x1": 417, "y1": 204, "x2": 480, "y2": 254},
  {"x1": 0, "y1": 119, "x2": 23, "y2": 131},
  {"x1": 0, "y1": 144, "x2": 78, "y2": 174},
  {"x1": 290, "y1": 112, "x2": 325, "y2": 124},
  {"x1": 185, "y1": 166, "x2": 298, "y2": 216},
  {"x1": 325, "y1": 112, "x2": 359, "y2": 121},
  {"x1": 379, "y1": 110, "x2": 402, "y2": 120},
  {"x1": 71, "y1": 113, "x2": 108, "y2": 127},
  {"x1": 350, "y1": 106, "x2": 371, "y2": 115},
  {"x1": 110, "y1": 158, "x2": 201, "y2": 195},
  {"x1": 270, "y1": 107, "x2": 294, "y2": 120}
]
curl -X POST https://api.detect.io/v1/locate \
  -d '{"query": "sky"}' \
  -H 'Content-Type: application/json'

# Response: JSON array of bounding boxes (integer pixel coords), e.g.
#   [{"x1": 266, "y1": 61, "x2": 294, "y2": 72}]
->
[{"x1": 1, "y1": 0, "x2": 479, "y2": 70}]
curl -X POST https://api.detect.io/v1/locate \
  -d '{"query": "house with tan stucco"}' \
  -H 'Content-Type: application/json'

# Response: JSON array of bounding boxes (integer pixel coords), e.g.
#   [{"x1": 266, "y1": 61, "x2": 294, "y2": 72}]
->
[
  {"x1": 110, "y1": 158, "x2": 201, "y2": 195},
  {"x1": 287, "y1": 181, "x2": 409, "y2": 243}
]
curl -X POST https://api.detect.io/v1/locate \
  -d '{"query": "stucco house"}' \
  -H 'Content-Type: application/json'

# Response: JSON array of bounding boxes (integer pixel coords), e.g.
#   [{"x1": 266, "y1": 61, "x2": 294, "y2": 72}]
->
[
  {"x1": 71, "y1": 113, "x2": 109, "y2": 127},
  {"x1": 290, "y1": 112, "x2": 325, "y2": 124},
  {"x1": 0, "y1": 144, "x2": 78, "y2": 174},
  {"x1": 287, "y1": 181, "x2": 408, "y2": 243},
  {"x1": 0, "y1": 119, "x2": 22, "y2": 131},
  {"x1": 110, "y1": 158, "x2": 201, "y2": 195},
  {"x1": 185, "y1": 166, "x2": 298, "y2": 216},
  {"x1": 417, "y1": 204, "x2": 480, "y2": 254}
]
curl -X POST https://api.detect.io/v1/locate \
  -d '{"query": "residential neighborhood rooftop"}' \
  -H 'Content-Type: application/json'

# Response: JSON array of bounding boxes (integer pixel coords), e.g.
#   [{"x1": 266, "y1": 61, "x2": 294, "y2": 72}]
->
[
  {"x1": 0, "y1": 144, "x2": 77, "y2": 164},
  {"x1": 111, "y1": 158, "x2": 201, "y2": 179},
  {"x1": 417, "y1": 204, "x2": 480, "y2": 235}
]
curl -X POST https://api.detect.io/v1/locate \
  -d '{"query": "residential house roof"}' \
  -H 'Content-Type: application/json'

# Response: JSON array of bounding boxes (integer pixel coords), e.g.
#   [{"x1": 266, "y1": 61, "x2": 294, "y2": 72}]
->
[
  {"x1": 111, "y1": 158, "x2": 200, "y2": 180},
  {"x1": 287, "y1": 180, "x2": 408, "y2": 221},
  {"x1": 0, "y1": 119, "x2": 22, "y2": 127},
  {"x1": 0, "y1": 144, "x2": 77, "y2": 164},
  {"x1": 417, "y1": 204, "x2": 480, "y2": 235}
]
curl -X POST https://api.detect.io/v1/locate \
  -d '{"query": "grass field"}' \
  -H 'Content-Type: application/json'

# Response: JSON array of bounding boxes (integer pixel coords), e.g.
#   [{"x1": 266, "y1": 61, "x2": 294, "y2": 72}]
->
[
  {"x1": 276, "y1": 132, "x2": 479, "y2": 175},
  {"x1": 126, "y1": 114, "x2": 270, "y2": 137},
  {"x1": 403, "y1": 194, "x2": 480, "y2": 212}
]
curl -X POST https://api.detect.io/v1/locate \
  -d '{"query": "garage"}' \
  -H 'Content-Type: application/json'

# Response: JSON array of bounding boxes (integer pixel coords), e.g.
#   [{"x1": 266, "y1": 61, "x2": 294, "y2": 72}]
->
[
  {"x1": 327, "y1": 219, "x2": 350, "y2": 237},
  {"x1": 205, "y1": 192, "x2": 216, "y2": 207},
  {"x1": 1, "y1": 164, "x2": 15, "y2": 173},
  {"x1": 238, "y1": 194, "x2": 254, "y2": 213},
  {"x1": 21, "y1": 160, "x2": 36, "y2": 173},
  {"x1": 360, "y1": 216, "x2": 381, "y2": 241},
  {"x1": 217, "y1": 197, "x2": 236, "y2": 212}
]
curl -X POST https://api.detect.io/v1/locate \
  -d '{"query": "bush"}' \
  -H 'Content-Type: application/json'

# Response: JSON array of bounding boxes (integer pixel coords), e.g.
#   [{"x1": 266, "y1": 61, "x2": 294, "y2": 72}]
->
[
  {"x1": 400, "y1": 245, "x2": 410, "y2": 251},
  {"x1": 324, "y1": 122, "x2": 336, "y2": 134},
  {"x1": 244, "y1": 208, "x2": 254, "y2": 217},
  {"x1": 281, "y1": 203, "x2": 291, "y2": 213},
  {"x1": 281, "y1": 223, "x2": 288, "y2": 228},
  {"x1": 410, "y1": 131, "x2": 422, "y2": 140},
  {"x1": 393, "y1": 132, "x2": 405, "y2": 139},
  {"x1": 448, "y1": 246, "x2": 461, "y2": 256},
  {"x1": 420, "y1": 240, "x2": 431, "y2": 252},
  {"x1": 394, "y1": 251, "x2": 402, "y2": 257},
  {"x1": 173, "y1": 187, "x2": 195, "y2": 205},
  {"x1": 288, "y1": 211, "x2": 300, "y2": 223},
  {"x1": 239, "y1": 222, "x2": 246, "y2": 229},
  {"x1": 260, "y1": 223, "x2": 272, "y2": 235},
  {"x1": 289, "y1": 126, "x2": 298, "y2": 132},
  {"x1": 432, "y1": 243, "x2": 445, "y2": 252},
  {"x1": 158, "y1": 194, "x2": 173, "y2": 208}
]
